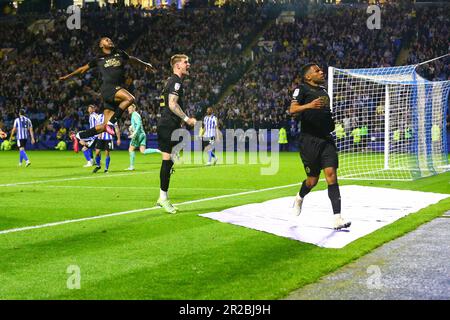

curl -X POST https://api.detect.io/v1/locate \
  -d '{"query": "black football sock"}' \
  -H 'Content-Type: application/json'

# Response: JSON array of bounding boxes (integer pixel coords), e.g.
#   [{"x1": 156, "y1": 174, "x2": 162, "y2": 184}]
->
[
  {"x1": 78, "y1": 128, "x2": 99, "y2": 139},
  {"x1": 328, "y1": 183, "x2": 341, "y2": 214},
  {"x1": 160, "y1": 159, "x2": 174, "y2": 192},
  {"x1": 299, "y1": 180, "x2": 312, "y2": 198}
]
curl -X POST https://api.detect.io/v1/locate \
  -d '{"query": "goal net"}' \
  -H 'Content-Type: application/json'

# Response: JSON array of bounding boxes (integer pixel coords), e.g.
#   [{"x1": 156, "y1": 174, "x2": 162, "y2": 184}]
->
[{"x1": 329, "y1": 60, "x2": 450, "y2": 180}]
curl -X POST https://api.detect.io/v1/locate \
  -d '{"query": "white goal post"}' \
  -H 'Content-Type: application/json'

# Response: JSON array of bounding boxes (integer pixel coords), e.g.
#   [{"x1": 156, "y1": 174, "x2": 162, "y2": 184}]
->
[{"x1": 328, "y1": 56, "x2": 450, "y2": 180}]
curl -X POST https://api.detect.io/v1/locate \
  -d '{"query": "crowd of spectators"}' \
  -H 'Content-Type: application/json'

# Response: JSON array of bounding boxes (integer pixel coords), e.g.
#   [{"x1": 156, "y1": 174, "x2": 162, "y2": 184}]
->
[
  {"x1": 0, "y1": 15, "x2": 37, "y2": 51},
  {"x1": 406, "y1": 5, "x2": 449, "y2": 81},
  {"x1": 1, "y1": 5, "x2": 150, "y2": 143},
  {"x1": 1, "y1": 2, "x2": 269, "y2": 143},
  {"x1": 216, "y1": 2, "x2": 419, "y2": 141},
  {"x1": 125, "y1": 2, "x2": 268, "y2": 134},
  {"x1": 0, "y1": 1, "x2": 448, "y2": 149}
]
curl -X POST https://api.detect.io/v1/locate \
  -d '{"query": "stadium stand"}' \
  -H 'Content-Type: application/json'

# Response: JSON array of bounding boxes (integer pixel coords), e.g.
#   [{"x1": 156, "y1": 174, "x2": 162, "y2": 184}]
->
[{"x1": 0, "y1": 1, "x2": 448, "y2": 150}]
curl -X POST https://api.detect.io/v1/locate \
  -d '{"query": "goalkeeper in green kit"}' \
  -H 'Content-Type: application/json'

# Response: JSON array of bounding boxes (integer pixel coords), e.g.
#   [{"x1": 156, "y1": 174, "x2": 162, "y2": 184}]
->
[{"x1": 125, "y1": 104, "x2": 161, "y2": 171}]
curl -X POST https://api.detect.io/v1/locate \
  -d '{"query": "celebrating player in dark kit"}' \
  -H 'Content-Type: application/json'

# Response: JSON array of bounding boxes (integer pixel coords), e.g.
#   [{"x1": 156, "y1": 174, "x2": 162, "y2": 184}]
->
[
  {"x1": 59, "y1": 37, "x2": 155, "y2": 139},
  {"x1": 289, "y1": 63, "x2": 351, "y2": 230},
  {"x1": 157, "y1": 54, "x2": 197, "y2": 214}
]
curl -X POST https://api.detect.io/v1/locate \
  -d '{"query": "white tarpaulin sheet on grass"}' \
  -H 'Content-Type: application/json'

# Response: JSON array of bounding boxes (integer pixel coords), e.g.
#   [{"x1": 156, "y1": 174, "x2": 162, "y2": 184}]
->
[{"x1": 199, "y1": 185, "x2": 448, "y2": 248}]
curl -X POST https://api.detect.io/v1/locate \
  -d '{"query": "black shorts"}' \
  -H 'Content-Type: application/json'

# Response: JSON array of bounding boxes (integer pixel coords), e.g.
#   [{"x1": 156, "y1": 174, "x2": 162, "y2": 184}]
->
[
  {"x1": 157, "y1": 124, "x2": 180, "y2": 154},
  {"x1": 202, "y1": 136, "x2": 215, "y2": 150},
  {"x1": 82, "y1": 139, "x2": 97, "y2": 150},
  {"x1": 101, "y1": 85, "x2": 122, "y2": 110},
  {"x1": 298, "y1": 134, "x2": 338, "y2": 177},
  {"x1": 17, "y1": 139, "x2": 27, "y2": 148},
  {"x1": 103, "y1": 101, "x2": 117, "y2": 112},
  {"x1": 95, "y1": 139, "x2": 114, "y2": 151}
]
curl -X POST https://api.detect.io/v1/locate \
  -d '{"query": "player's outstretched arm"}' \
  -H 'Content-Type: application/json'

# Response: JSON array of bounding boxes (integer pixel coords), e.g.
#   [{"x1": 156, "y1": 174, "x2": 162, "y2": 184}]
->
[
  {"x1": 129, "y1": 56, "x2": 156, "y2": 73},
  {"x1": 168, "y1": 94, "x2": 196, "y2": 126},
  {"x1": 215, "y1": 128, "x2": 222, "y2": 142},
  {"x1": 59, "y1": 64, "x2": 90, "y2": 81},
  {"x1": 29, "y1": 128, "x2": 35, "y2": 144},
  {"x1": 9, "y1": 127, "x2": 16, "y2": 141}
]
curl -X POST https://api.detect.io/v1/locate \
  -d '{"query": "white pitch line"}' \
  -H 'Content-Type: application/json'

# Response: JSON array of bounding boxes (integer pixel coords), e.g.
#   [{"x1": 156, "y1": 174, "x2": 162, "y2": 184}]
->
[
  {"x1": 26, "y1": 185, "x2": 252, "y2": 192},
  {"x1": 0, "y1": 170, "x2": 157, "y2": 187},
  {"x1": 0, "y1": 183, "x2": 299, "y2": 235}
]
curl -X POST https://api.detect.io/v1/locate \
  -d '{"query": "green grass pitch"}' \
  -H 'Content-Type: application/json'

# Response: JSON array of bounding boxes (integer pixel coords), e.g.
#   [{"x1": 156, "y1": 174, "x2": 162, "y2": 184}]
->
[{"x1": 0, "y1": 150, "x2": 449, "y2": 299}]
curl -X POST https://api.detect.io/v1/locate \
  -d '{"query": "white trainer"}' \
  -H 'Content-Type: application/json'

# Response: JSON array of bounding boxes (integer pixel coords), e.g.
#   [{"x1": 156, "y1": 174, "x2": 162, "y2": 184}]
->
[
  {"x1": 83, "y1": 160, "x2": 94, "y2": 167},
  {"x1": 124, "y1": 167, "x2": 135, "y2": 171},
  {"x1": 293, "y1": 193, "x2": 303, "y2": 216},
  {"x1": 334, "y1": 214, "x2": 351, "y2": 230}
]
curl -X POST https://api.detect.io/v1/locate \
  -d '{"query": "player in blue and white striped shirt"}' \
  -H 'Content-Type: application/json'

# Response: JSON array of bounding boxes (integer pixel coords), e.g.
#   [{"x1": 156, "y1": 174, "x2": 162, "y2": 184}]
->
[
  {"x1": 92, "y1": 113, "x2": 121, "y2": 173},
  {"x1": 79, "y1": 105, "x2": 100, "y2": 167},
  {"x1": 10, "y1": 109, "x2": 35, "y2": 167},
  {"x1": 201, "y1": 107, "x2": 219, "y2": 166}
]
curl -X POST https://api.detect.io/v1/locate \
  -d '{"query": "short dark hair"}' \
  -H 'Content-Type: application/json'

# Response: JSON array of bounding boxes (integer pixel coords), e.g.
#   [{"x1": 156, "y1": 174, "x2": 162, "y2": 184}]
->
[
  {"x1": 19, "y1": 109, "x2": 25, "y2": 116},
  {"x1": 300, "y1": 63, "x2": 318, "y2": 81},
  {"x1": 99, "y1": 37, "x2": 110, "y2": 46}
]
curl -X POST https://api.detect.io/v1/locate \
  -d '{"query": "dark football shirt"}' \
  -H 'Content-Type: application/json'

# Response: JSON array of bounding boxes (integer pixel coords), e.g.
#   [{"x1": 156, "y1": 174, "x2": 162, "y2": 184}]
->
[
  {"x1": 88, "y1": 49, "x2": 129, "y2": 89},
  {"x1": 291, "y1": 83, "x2": 334, "y2": 138},
  {"x1": 159, "y1": 74, "x2": 184, "y2": 128}
]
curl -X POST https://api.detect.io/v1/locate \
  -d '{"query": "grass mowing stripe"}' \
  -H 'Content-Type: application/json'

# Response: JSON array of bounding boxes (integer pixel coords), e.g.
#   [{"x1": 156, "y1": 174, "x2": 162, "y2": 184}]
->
[
  {"x1": 1, "y1": 152, "x2": 448, "y2": 299},
  {"x1": 14, "y1": 185, "x2": 253, "y2": 191},
  {"x1": 0, "y1": 163, "x2": 258, "y2": 187},
  {"x1": 0, "y1": 170, "x2": 157, "y2": 187},
  {"x1": 0, "y1": 183, "x2": 298, "y2": 235}
]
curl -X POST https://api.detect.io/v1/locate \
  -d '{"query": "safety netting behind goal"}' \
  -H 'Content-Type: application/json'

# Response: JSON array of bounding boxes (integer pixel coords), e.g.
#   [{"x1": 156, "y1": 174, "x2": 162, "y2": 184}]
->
[{"x1": 329, "y1": 63, "x2": 450, "y2": 181}]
